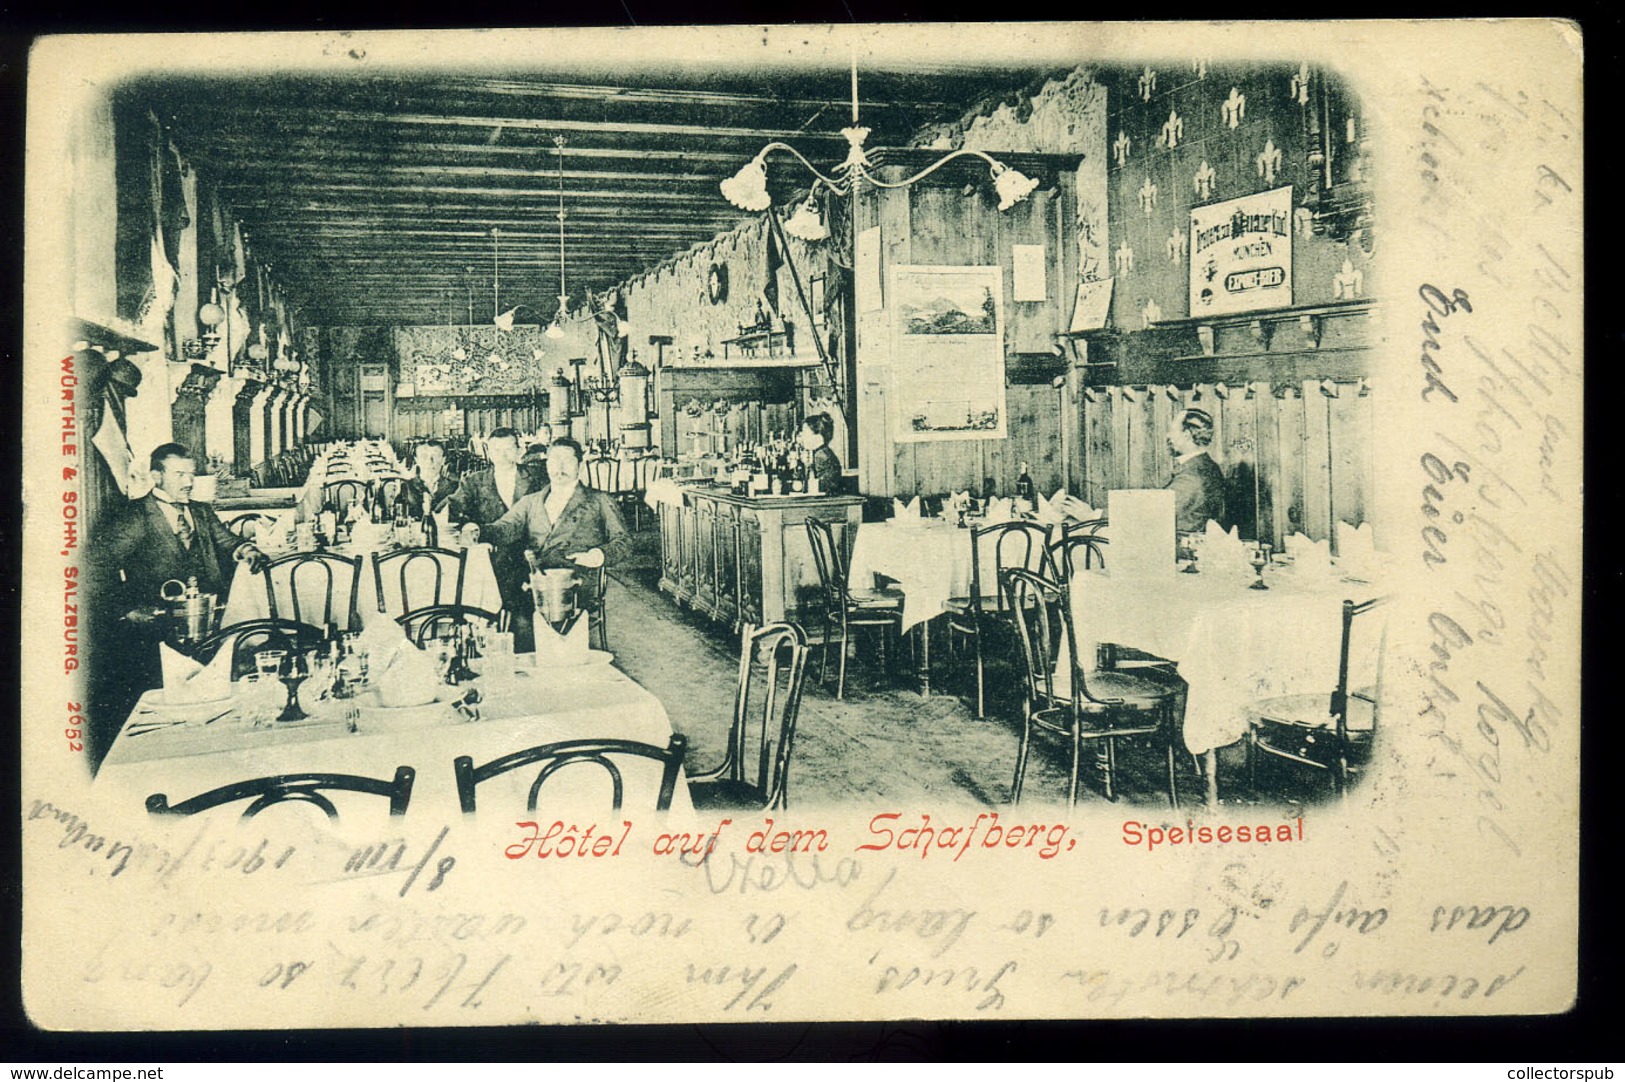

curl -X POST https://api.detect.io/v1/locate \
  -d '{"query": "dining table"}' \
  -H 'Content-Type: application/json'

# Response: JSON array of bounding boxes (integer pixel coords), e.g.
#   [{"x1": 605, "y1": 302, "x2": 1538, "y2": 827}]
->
[
  {"x1": 219, "y1": 539, "x2": 506, "y2": 632},
  {"x1": 849, "y1": 515, "x2": 1384, "y2": 805},
  {"x1": 96, "y1": 650, "x2": 695, "y2": 818},
  {"x1": 295, "y1": 441, "x2": 409, "y2": 521},
  {"x1": 1059, "y1": 556, "x2": 1384, "y2": 805}
]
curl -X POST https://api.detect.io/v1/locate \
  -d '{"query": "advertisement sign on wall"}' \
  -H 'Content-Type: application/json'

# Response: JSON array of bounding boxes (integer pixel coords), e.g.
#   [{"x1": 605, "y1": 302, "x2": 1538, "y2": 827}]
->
[{"x1": 1189, "y1": 185, "x2": 1294, "y2": 317}]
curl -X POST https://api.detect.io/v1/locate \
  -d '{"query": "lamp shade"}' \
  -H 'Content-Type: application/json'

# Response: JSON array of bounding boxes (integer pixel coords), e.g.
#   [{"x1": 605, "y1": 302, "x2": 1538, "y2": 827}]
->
[
  {"x1": 545, "y1": 322, "x2": 565, "y2": 340},
  {"x1": 992, "y1": 163, "x2": 1040, "y2": 211},
  {"x1": 720, "y1": 155, "x2": 771, "y2": 211},
  {"x1": 783, "y1": 196, "x2": 829, "y2": 241},
  {"x1": 197, "y1": 302, "x2": 225, "y2": 328}
]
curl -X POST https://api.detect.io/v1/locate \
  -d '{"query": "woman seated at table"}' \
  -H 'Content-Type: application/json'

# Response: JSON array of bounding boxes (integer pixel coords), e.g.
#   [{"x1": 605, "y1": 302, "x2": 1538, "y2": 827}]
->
[{"x1": 798, "y1": 411, "x2": 843, "y2": 495}]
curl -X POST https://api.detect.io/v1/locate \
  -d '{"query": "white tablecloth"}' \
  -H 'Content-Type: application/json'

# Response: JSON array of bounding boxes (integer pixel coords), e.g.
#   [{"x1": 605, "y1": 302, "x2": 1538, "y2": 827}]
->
[
  {"x1": 220, "y1": 543, "x2": 505, "y2": 631},
  {"x1": 847, "y1": 520, "x2": 1010, "y2": 631},
  {"x1": 296, "y1": 443, "x2": 407, "y2": 520},
  {"x1": 97, "y1": 660, "x2": 692, "y2": 817},
  {"x1": 1063, "y1": 562, "x2": 1383, "y2": 755}
]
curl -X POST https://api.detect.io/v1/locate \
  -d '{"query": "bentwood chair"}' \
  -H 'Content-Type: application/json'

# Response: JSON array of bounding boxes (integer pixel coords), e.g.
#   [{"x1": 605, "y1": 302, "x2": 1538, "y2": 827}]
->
[
  {"x1": 224, "y1": 512, "x2": 277, "y2": 542},
  {"x1": 805, "y1": 517, "x2": 904, "y2": 700},
  {"x1": 261, "y1": 551, "x2": 364, "y2": 634},
  {"x1": 453, "y1": 733, "x2": 689, "y2": 814},
  {"x1": 582, "y1": 563, "x2": 610, "y2": 651},
  {"x1": 322, "y1": 479, "x2": 371, "y2": 517},
  {"x1": 687, "y1": 623, "x2": 809, "y2": 811},
  {"x1": 1247, "y1": 597, "x2": 1388, "y2": 799},
  {"x1": 1049, "y1": 532, "x2": 1109, "y2": 582},
  {"x1": 147, "y1": 767, "x2": 415, "y2": 820},
  {"x1": 371, "y1": 546, "x2": 468, "y2": 616},
  {"x1": 193, "y1": 617, "x2": 329, "y2": 680},
  {"x1": 398, "y1": 604, "x2": 510, "y2": 647},
  {"x1": 1004, "y1": 568, "x2": 1180, "y2": 808},
  {"x1": 946, "y1": 521, "x2": 1055, "y2": 718}
]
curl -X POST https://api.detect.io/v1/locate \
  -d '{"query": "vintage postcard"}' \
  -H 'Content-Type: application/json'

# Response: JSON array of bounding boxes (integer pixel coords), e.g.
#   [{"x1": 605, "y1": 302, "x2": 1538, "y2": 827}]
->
[{"x1": 20, "y1": 21, "x2": 1581, "y2": 1029}]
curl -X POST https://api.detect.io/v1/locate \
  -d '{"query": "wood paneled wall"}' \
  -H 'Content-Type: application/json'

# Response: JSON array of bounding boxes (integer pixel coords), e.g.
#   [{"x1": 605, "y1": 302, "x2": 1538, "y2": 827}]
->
[
  {"x1": 1079, "y1": 376, "x2": 1373, "y2": 547},
  {"x1": 853, "y1": 153, "x2": 1083, "y2": 499}
]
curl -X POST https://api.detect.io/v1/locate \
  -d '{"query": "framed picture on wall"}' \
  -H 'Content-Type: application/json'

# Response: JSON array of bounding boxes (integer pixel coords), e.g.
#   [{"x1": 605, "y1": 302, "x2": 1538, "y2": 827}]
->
[{"x1": 888, "y1": 264, "x2": 1007, "y2": 442}]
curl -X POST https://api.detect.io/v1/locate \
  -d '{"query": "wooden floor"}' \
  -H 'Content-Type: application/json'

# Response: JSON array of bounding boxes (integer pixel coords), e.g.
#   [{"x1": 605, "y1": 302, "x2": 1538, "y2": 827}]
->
[{"x1": 604, "y1": 524, "x2": 1345, "y2": 813}]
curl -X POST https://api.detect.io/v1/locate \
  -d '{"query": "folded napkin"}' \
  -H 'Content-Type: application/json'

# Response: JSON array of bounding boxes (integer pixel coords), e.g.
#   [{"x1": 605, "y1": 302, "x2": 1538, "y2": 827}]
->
[
  {"x1": 160, "y1": 641, "x2": 233, "y2": 704},
  {"x1": 1336, "y1": 521, "x2": 1379, "y2": 579},
  {"x1": 1058, "y1": 492, "x2": 1099, "y2": 525},
  {"x1": 947, "y1": 490, "x2": 971, "y2": 514},
  {"x1": 1286, "y1": 532, "x2": 1336, "y2": 577},
  {"x1": 1202, "y1": 520, "x2": 1253, "y2": 576},
  {"x1": 348, "y1": 516, "x2": 380, "y2": 553},
  {"x1": 1034, "y1": 488, "x2": 1086, "y2": 527},
  {"x1": 372, "y1": 641, "x2": 442, "y2": 707},
  {"x1": 983, "y1": 497, "x2": 1016, "y2": 523},
  {"x1": 533, "y1": 613, "x2": 592, "y2": 665},
  {"x1": 892, "y1": 497, "x2": 922, "y2": 520}
]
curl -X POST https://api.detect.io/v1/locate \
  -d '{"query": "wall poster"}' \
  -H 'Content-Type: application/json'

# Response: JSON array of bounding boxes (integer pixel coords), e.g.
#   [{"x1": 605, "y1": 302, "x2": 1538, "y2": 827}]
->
[
  {"x1": 888, "y1": 264, "x2": 1007, "y2": 442},
  {"x1": 1189, "y1": 184, "x2": 1294, "y2": 317}
]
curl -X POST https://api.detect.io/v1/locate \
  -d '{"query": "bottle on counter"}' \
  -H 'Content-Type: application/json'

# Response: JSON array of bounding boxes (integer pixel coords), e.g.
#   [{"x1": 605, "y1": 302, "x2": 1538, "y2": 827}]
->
[
  {"x1": 422, "y1": 511, "x2": 438, "y2": 548},
  {"x1": 751, "y1": 452, "x2": 770, "y2": 497},
  {"x1": 791, "y1": 451, "x2": 807, "y2": 494}
]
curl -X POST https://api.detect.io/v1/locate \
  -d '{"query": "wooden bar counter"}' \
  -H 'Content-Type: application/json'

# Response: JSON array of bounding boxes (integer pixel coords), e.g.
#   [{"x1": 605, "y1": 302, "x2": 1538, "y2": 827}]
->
[{"x1": 657, "y1": 483, "x2": 864, "y2": 632}]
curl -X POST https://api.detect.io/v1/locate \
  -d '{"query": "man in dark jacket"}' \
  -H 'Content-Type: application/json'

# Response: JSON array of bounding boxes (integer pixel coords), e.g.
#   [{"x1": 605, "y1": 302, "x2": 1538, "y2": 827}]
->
[
  {"x1": 107, "y1": 442, "x2": 266, "y2": 620},
  {"x1": 399, "y1": 439, "x2": 460, "y2": 517},
  {"x1": 96, "y1": 443, "x2": 267, "y2": 755},
  {"x1": 449, "y1": 428, "x2": 543, "y2": 636},
  {"x1": 448, "y1": 427, "x2": 541, "y2": 527},
  {"x1": 478, "y1": 438, "x2": 629, "y2": 651},
  {"x1": 1166, "y1": 407, "x2": 1228, "y2": 534}
]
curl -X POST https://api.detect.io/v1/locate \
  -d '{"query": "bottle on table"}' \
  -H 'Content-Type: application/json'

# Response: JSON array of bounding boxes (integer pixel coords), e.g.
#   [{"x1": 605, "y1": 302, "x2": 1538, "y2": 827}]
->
[{"x1": 1016, "y1": 462, "x2": 1037, "y2": 514}]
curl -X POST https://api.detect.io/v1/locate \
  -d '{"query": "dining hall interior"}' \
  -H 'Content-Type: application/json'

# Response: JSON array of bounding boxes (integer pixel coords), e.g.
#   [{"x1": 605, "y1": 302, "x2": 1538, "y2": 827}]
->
[{"x1": 56, "y1": 33, "x2": 1386, "y2": 820}]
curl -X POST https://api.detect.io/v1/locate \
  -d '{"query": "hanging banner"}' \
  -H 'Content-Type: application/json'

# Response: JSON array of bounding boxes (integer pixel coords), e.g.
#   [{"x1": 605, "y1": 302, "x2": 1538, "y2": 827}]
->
[
  {"x1": 889, "y1": 264, "x2": 1007, "y2": 442},
  {"x1": 1189, "y1": 184, "x2": 1293, "y2": 317}
]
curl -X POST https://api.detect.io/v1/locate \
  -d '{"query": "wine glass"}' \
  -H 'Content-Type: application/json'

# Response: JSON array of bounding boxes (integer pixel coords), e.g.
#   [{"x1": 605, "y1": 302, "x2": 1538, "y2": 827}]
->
[{"x1": 1249, "y1": 543, "x2": 1272, "y2": 590}]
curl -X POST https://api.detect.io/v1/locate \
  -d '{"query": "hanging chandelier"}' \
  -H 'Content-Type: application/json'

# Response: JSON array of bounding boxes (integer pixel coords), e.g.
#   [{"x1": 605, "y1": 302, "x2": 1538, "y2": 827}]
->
[{"x1": 720, "y1": 55, "x2": 1040, "y2": 221}]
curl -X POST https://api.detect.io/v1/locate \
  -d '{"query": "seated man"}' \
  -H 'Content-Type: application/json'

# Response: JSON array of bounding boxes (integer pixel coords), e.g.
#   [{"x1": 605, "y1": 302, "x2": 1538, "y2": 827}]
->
[
  {"x1": 96, "y1": 443, "x2": 268, "y2": 756},
  {"x1": 108, "y1": 442, "x2": 268, "y2": 621},
  {"x1": 476, "y1": 438, "x2": 629, "y2": 649},
  {"x1": 1166, "y1": 407, "x2": 1228, "y2": 534},
  {"x1": 400, "y1": 439, "x2": 460, "y2": 518}
]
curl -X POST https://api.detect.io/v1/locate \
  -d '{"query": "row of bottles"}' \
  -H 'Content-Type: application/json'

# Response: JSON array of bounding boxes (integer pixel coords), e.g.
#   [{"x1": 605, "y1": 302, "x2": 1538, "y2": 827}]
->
[{"x1": 714, "y1": 437, "x2": 820, "y2": 498}]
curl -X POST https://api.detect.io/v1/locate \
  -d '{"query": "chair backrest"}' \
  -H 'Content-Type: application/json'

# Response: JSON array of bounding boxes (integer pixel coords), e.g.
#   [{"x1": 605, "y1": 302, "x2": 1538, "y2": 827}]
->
[
  {"x1": 1049, "y1": 533, "x2": 1109, "y2": 582},
  {"x1": 723, "y1": 622, "x2": 809, "y2": 809},
  {"x1": 804, "y1": 517, "x2": 850, "y2": 613},
  {"x1": 1332, "y1": 597, "x2": 1387, "y2": 743},
  {"x1": 372, "y1": 546, "x2": 468, "y2": 615},
  {"x1": 453, "y1": 733, "x2": 689, "y2": 813},
  {"x1": 1003, "y1": 568, "x2": 1070, "y2": 710},
  {"x1": 147, "y1": 767, "x2": 415, "y2": 820},
  {"x1": 373, "y1": 477, "x2": 406, "y2": 510},
  {"x1": 262, "y1": 551, "x2": 364, "y2": 632},
  {"x1": 399, "y1": 604, "x2": 510, "y2": 646},
  {"x1": 193, "y1": 617, "x2": 329, "y2": 680},
  {"x1": 224, "y1": 512, "x2": 276, "y2": 541},
  {"x1": 971, "y1": 521, "x2": 1054, "y2": 613},
  {"x1": 584, "y1": 458, "x2": 616, "y2": 491},
  {"x1": 634, "y1": 455, "x2": 662, "y2": 491},
  {"x1": 323, "y1": 479, "x2": 370, "y2": 515}
]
